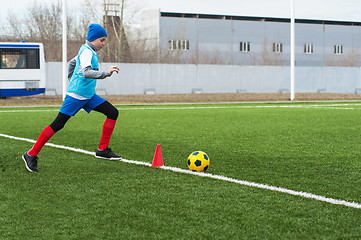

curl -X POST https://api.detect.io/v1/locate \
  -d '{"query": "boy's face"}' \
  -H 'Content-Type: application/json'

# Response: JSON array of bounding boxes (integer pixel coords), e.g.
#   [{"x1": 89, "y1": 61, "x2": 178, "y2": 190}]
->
[{"x1": 91, "y1": 37, "x2": 107, "y2": 51}]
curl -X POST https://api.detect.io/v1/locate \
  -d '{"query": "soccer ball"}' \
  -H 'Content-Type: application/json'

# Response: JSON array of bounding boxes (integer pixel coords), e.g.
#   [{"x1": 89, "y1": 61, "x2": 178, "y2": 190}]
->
[{"x1": 187, "y1": 151, "x2": 210, "y2": 172}]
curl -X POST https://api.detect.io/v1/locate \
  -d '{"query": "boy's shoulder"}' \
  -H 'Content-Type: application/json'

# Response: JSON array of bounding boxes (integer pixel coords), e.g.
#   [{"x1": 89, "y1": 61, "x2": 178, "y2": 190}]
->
[
  {"x1": 79, "y1": 46, "x2": 93, "y2": 56},
  {"x1": 80, "y1": 44, "x2": 97, "y2": 57}
]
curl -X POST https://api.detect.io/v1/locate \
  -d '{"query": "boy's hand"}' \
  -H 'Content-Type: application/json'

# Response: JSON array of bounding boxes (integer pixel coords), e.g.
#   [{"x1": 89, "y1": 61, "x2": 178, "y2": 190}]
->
[{"x1": 108, "y1": 66, "x2": 119, "y2": 76}]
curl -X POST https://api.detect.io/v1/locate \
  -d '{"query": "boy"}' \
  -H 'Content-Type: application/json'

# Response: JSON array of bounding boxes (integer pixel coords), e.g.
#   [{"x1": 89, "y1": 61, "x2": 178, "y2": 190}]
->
[{"x1": 22, "y1": 23, "x2": 122, "y2": 172}]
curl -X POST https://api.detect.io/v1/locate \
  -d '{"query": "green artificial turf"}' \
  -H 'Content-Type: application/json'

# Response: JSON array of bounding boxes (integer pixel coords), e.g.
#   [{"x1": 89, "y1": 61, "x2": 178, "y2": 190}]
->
[{"x1": 0, "y1": 102, "x2": 360, "y2": 239}]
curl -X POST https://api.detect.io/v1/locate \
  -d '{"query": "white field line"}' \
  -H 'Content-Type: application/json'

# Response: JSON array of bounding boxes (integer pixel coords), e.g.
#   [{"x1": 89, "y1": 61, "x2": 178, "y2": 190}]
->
[
  {"x1": 0, "y1": 109, "x2": 60, "y2": 113},
  {"x1": 1, "y1": 132, "x2": 360, "y2": 209},
  {"x1": 1, "y1": 103, "x2": 361, "y2": 113}
]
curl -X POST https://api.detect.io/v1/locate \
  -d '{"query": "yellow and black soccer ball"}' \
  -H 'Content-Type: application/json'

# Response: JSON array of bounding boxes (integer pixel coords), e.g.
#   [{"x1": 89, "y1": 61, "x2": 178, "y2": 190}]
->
[{"x1": 187, "y1": 151, "x2": 210, "y2": 172}]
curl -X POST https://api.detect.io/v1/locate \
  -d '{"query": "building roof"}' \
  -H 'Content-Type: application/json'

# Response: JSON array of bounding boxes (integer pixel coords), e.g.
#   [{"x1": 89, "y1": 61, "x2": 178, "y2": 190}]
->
[{"x1": 160, "y1": 11, "x2": 361, "y2": 26}]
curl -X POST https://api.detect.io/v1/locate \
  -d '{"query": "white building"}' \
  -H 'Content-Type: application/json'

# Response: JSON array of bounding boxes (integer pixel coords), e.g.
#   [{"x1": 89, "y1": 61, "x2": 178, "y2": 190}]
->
[{"x1": 129, "y1": 9, "x2": 361, "y2": 66}]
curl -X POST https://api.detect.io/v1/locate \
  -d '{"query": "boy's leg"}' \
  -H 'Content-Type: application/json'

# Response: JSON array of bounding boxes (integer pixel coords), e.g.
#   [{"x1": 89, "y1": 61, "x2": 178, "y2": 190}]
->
[
  {"x1": 29, "y1": 94, "x2": 83, "y2": 157},
  {"x1": 24, "y1": 111, "x2": 72, "y2": 172},
  {"x1": 98, "y1": 118, "x2": 117, "y2": 151},
  {"x1": 32, "y1": 94, "x2": 86, "y2": 156},
  {"x1": 23, "y1": 124, "x2": 56, "y2": 172},
  {"x1": 92, "y1": 100, "x2": 119, "y2": 150},
  {"x1": 88, "y1": 98, "x2": 121, "y2": 159},
  {"x1": 28, "y1": 125, "x2": 55, "y2": 157},
  {"x1": 28, "y1": 112, "x2": 71, "y2": 157}
]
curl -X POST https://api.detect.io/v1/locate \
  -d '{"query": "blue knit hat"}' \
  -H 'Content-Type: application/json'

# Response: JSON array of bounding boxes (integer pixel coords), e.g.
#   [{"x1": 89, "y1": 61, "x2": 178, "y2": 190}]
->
[{"x1": 87, "y1": 24, "x2": 107, "y2": 42}]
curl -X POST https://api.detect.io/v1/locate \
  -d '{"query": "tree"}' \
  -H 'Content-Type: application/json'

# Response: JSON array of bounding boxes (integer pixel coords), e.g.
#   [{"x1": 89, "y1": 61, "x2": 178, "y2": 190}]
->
[{"x1": 2, "y1": 0, "x2": 91, "y2": 61}]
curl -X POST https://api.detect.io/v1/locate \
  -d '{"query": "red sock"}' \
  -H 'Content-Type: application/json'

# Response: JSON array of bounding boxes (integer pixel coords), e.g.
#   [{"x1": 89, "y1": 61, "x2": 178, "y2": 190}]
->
[
  {"x1": 28, "y1": 125, "x2": 55, "y2": 156},
  {"x1": 99, "y1": 118, "x2": 117, "y2": 151}
]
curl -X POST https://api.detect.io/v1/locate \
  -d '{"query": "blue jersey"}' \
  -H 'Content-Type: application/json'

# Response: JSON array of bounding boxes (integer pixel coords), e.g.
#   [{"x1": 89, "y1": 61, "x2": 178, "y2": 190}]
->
[{"x1": 67, "y1": 44, "x2": 99, "y2": 98}]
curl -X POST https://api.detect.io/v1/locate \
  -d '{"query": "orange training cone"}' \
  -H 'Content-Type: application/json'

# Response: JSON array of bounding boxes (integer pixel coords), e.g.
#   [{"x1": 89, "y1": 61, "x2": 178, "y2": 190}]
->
[{"x1": 151, "y1": 144, "x2": 164, "y2": 167}]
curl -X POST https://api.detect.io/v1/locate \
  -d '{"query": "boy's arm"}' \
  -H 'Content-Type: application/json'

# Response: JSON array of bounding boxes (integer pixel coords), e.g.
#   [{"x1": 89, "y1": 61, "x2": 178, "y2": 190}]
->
[
  {"x1": 79, "y1": 48, "x2": 118, "y2": 79},
  {"x1": 78, "y1": 48, "x2": 110, "y2": 79},
  {"x1": 82, "y1": 67, "x2": 110, "y2": 79},
  {"x1": 68, "y1": 57, "x2": 77, "y2": 80}
]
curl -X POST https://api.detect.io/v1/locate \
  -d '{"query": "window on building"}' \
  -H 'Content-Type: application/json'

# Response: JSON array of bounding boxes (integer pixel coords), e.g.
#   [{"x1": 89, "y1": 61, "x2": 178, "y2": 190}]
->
[
  {"x1": 168, "y1": 40, "x2": 190, "y2": 51},
  {"x1": 273, "y1": 43, "x2": 283, "y2": 53},
  {"x1": 334, "y1": 45, "x2": 343, "y2": 54},
  {"x1": 240, "y1": 42, "x2": 251, "y2": 52},
  {"x1": 182, "y1": 40, "x2": 190, "y2": 50},
  {"x1": 304, "y1": 44, "x2": 314, "y2": 54},
  {"x1": 168, "y1": 40, "x2": 175, "y2": 50}
]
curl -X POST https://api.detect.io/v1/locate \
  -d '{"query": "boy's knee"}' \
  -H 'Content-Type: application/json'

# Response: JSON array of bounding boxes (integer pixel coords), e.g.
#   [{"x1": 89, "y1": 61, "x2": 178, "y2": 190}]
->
[
  {"x1": 50, "y1": 120, "x2": 65, "y2": 133},
  {"x1": 109, "y1": 107, "x2": 118, "y2": 120},
  {"x1": 50, "y1": 112, "x2": 71, "y2": 132}
]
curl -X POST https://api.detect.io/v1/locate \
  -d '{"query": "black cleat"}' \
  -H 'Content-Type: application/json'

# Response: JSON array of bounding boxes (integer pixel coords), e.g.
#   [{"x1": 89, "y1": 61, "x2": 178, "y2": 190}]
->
[
  {"x1": 95, "y1": 147, "x2": 122, "y2": 160},
  {"x1": 22, "y1": 152, "x2": 38, "y2": 172}
]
